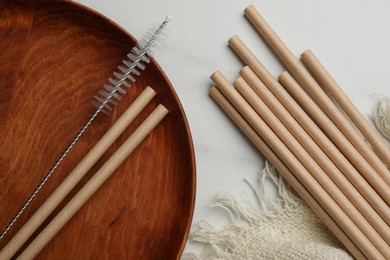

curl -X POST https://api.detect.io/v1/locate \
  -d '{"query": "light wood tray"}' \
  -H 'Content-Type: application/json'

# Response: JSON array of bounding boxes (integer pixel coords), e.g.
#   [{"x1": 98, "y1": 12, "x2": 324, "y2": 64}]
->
[{"x1": 0, "y1": 0, "x2": 196, "y2": 258}]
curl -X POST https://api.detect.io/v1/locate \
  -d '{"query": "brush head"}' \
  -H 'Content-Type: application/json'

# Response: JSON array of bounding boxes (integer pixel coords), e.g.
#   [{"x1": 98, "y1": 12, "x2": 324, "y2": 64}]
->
[{"x1": 93, "y1": 16, "x2": 171, "y2": 114}]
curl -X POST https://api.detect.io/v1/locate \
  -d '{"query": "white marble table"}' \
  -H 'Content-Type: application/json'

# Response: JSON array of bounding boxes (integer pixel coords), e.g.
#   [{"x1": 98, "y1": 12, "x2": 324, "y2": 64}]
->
[{"x1": 78, "y1": 0, "x2": 390, "y2": 255}]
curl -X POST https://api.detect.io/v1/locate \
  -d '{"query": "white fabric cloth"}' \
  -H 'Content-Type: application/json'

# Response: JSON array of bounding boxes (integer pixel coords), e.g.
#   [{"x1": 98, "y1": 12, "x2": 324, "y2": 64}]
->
[{"x1": 182, "y1": 162, "x2": 352, "y2": 260}]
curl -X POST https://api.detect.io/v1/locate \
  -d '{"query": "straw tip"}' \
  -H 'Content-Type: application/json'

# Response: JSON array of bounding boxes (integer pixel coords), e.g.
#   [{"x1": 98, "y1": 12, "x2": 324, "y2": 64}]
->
[
  {"x1": 244, "y1": 5, "x2": 256, "y2": 13},
  {"x1": 209, "y1": 86, "x2": 218, "y2": 95},
  {"x1": 240, "y1": 66, "x2": 250, "y2": 73},
  {"x1": 278, "y1": 71, "x2": 289, "y2": 80},
  {"x1": 300, "y1": 49, "x2": 313, "y2": 59},
  {"x1": 210, "y1": 71, "x2": 229, "y2": 87},
  {"x1": 156, "y1": 104, "x2": 169, "y2": 115},
  {"x1": 228, "y1": 35, "x2": 239, "y2": 43},
  {"x1": 145, "y1": 86, "x2": 157, "y2": 95},
  {"x1": 210, "y1": 71, "x2": 221, "y2": 79},
  {"x1": 233, "y1": 77, "x2": 244, "y2": 87}
]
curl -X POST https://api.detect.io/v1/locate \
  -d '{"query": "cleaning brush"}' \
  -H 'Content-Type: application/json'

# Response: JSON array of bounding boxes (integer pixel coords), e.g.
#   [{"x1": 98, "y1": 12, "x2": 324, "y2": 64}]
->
[
  {"x1": 0, "y1": 15, "x2": 171, "y2": 241},
  {"x1": 93, "y1": 16, "x2": 171, "y2": 113}
]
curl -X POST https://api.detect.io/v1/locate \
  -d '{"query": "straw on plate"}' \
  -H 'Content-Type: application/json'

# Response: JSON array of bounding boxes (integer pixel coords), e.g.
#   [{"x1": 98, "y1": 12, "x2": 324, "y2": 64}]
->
[
  {"x1": 16, "y1": 104, "x2": 168, "y2": 259},
  {"x1": 0, "y1": 87, "x2": 157, "y2": 259}
]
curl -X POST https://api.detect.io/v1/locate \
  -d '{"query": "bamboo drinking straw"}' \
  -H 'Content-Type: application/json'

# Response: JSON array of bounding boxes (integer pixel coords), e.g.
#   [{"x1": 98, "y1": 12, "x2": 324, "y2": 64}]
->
[
  {"x1": 0, "y1": 87, "x2": 156, "y2": 260},
  {"x1": 210, "y1": 70, "x2": 384, "y2": 260},
  {"x1": 279, "y1": 71, "x2": 390, "y2": 206},
  {"x1": 243, "y1": 5, "x2": 390, "y2": 186},
  {"x1": 234, "y1": 77, "x2": 390, "y2": 255},
  {"x1": 17, "y1": 104, "x2": 168, "y2": 260},
  {"x1": 209, "y1": 86, "x2": 367, "y2": 260},
  {"x1": 228, "y1": 34, "x2": 390, "y2": 208},
  {"x1": 238, "y1": 65, "x2": 390, "y2": 226},
  {"x1": 301, "y1": 49, "x2": 390, "y2": 167},
  {"x1": 237, "y1": 70, "x2": 390, "y2": 243}
]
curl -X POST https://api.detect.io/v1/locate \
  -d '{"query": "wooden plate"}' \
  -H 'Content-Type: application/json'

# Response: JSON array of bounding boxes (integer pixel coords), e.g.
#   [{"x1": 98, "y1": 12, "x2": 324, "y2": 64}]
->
[{"x1": 0, "y1": 0, "x2": 195, "y2": 259}]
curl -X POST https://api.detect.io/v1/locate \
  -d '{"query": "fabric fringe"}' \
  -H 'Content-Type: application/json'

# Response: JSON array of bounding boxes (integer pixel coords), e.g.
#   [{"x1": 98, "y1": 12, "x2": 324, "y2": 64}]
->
[
  {"x1": 183, "y1": 161, "x2": 293, "y2": 260},
  {"x1": 182, "y1": 161, "x2": 351, "y2": 260},
  {"x1": 372, "y1": 96, "x2": 390, "y2": 141}
]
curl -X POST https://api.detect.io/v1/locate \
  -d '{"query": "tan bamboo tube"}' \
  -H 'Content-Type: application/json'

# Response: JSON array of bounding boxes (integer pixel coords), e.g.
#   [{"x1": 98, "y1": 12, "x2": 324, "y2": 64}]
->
[
  {"x1": 240, "y1": 64, "x2": 390, "y2": 223},
  {"x1": 211, "y1": 71, "x2": 384, "y2": 259},
  {"x1": 279, "y1": 71, "x2": 390, "y2": 206},
  {"x1": 243, "y1": 5, "x2": 390, "y2": 186},
  {"x1": 17, "y1": 104, "x2": 169, "y2": 260},
  {"x1": 209, "y1": 86, "x2": 367, "y2": 259},
  {"x1": 0, "y1": 87, "x2": 156, "y2": 260},
  {"x1": 301, "y1": 49, "x2": 390, "y2": 167},
  {"x1": 238, "y1": 65, "x2": 390, "y2": 226},
  {"x1": 237, "y1": 70, "x2": 390, "y2": 243},
  {"x1": 228, "y1": 35, "x2": 390, "y2": 209},
  {"x1": 233, "y1": 76, "x2": 390, "y2": 256}
]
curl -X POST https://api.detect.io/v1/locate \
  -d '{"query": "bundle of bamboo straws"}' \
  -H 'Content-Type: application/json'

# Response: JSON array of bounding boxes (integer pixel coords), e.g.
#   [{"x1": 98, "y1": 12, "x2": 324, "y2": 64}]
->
[{"x1": 210, "y1": 5, "x2": 390, "y2": 260}]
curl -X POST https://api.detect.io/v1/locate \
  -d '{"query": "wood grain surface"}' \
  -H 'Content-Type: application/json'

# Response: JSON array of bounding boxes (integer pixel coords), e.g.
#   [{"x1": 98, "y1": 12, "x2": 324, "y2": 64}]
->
[{"x1": 0, "y1": 0, "x2": 196, "y2": 259}]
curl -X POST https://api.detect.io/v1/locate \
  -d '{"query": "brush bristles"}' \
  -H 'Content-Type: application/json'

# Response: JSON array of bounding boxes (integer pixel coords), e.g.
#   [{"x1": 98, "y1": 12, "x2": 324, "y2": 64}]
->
[{"x1": 92, "y1": 16, "x2": 170, "y2": 113}]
